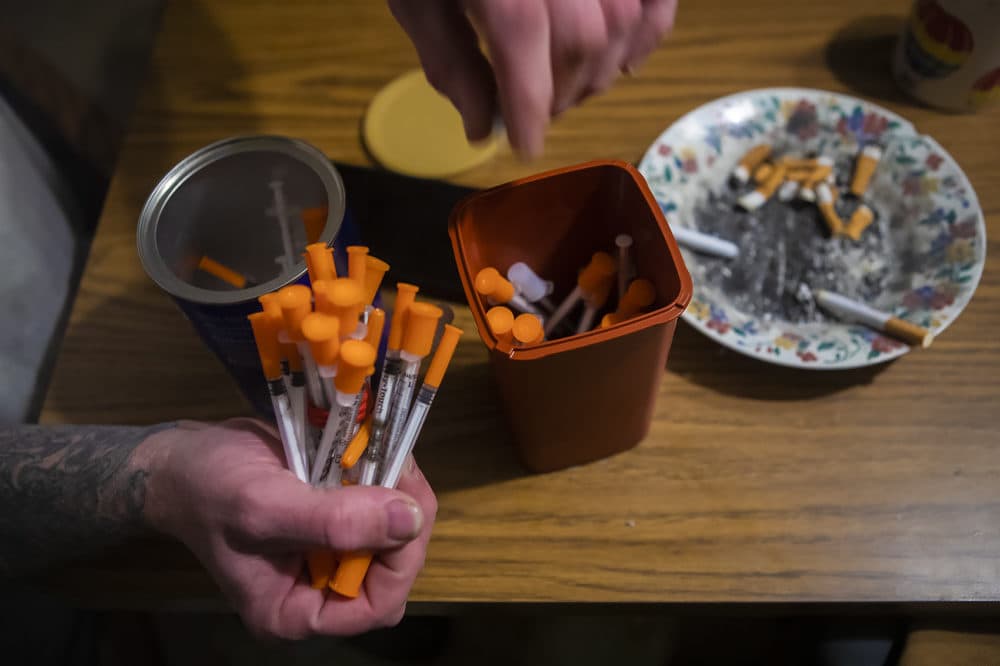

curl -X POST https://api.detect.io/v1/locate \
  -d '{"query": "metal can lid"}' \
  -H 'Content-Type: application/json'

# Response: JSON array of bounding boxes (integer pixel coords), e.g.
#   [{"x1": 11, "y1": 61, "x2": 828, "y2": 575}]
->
[{"x1": 137, "y1": 135, "x2": 346, "y2": 305}]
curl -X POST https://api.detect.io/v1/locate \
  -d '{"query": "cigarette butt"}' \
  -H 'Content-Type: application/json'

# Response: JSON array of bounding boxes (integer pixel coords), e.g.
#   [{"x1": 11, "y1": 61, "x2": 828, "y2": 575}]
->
[
  {"x1": 804, "y1": 163, "x2": 834, "y2": 188},
  {"x1": 329, "y1": 551, "x2": 374, "y2": 598},
  {"x1": 815, "y1": 183, "x2": 844, "y2": 236},
  {"x1": 851, "y1": 145, "x2": 882, "y2": 197},
  {"x1": 844, "y1": 205, "x2": 874, "y2": 241},
  {"x1": 307, "y1": 550, "x2": 336, "y2": 590},
  {"x1": 884, "y1": 317, "x2": 934, "y2": 348},
  {"x1": 732, "y1": 144, "x2": 772, "y2": 184},
  {"x1": 778, "y1": 156, "x2": 819, "y2": 169},
  {"x1": 815, "y1": 289, "x2": 933, "y2": 348},
  {"x1": 777, "y1": 179, "x2": 799, "y2": 202},
  {"x1": 198, "y1": 256, "x2": 247, "y2": 289},
  {"x1": 752, "y1": 162, "x2": 774, "y2": 184},
  {"x1": 301, "y1": 206, "x2": 328, "y2": 245},
  {"x1": 340, "y1": 418, "x2": 372, "y2": 469},
  {"x1": 738, "y1": 163, "x2": 786, "y2": 211}
]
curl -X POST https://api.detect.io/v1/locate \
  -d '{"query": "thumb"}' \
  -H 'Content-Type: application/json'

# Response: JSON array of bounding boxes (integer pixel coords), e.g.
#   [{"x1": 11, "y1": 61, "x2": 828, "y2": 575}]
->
[{"x1": 235, "y1": 475, "x2": 424, "y2": 553}]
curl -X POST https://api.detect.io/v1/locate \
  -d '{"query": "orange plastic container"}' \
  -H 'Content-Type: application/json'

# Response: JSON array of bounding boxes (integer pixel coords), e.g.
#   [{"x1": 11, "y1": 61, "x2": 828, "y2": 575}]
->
[{"x1": 449, "y1": 160, "x2": 692, "y2": 472}]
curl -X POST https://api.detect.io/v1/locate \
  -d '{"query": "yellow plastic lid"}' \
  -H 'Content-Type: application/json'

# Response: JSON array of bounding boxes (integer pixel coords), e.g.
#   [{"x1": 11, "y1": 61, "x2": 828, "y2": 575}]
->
[
  {"x1": 362, "y1": 256, "x2": 390, "y2": 306},
  {"x1": 301, "y1": 312, "x2": 341, "y2": 367},
  {"x1": 362, "y1": 69, "x2": 499, "y2": 179},
  {"x1": 334, "y1": 340, "x2": 377, "y2": 394},
  {"x1": 402, "y1": 302, "x2": 443, "y2": 357},
  {"x1": 278, "y1": 285, "x2": 313, "y2": 341},
  {"x1": 388, "y1": 283, "x2": 419, "y2": 352}
]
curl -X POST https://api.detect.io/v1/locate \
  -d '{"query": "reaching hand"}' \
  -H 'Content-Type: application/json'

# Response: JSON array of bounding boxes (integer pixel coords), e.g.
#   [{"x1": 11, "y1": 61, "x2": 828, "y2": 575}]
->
[
  {"x1": 136, "y1": 418, "x2": 437, "y2": 638},
  {"x1": 389, "y1": 0, "x2": 678, "y2": 159}
]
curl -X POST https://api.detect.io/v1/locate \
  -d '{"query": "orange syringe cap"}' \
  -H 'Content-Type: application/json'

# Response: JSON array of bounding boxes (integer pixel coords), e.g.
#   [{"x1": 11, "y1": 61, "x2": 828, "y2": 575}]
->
[
  {"x1": 340, "y1": 417, "x2": 372, "y2": 470},
  {"x1": 326, "y1": 278, "x2": 366, "y2": 339},
  {"x1": 604, "y1": 278, "x2": 657, "y2": 326},
  {"x1": 387, "y1": 283, "x2": 419, "y2": 352},
  {"x1": 199, "y1": 256, "x2": 247, "y2": 289},
  {"x1": 248, "y1": 312, "x2": 282, "y2": 380},
  {"x1": 305, "y1": 243, "x2": 337, "y2": 282},
  {"x1": 333, "y1": 340, "x2": 377, "y2": 394},
  {"x1": 402, "y1": 302, "x2": 443, "y2": 358},
  {"x1": 364, "y1": 307, "x2": 386, "y2": 349},
  {"x1": 362, "y1": 256, "x2": 390, "y2": 306},
  {"x1": 300, "y1": 312, "x2": 341, "y2": 367},
  {"x1": 486, "y1": 305, "x2": 515, "y2": 342},
  {"x1": 474, "y1": 267, "x2": 516, "y2": 303},
  {"x1": 301, "y1": 206, "x2": 328, "y2": 245},
  {"x1": 277, "y1": 285, "x2": 313, "y2": 342},
  {"x1": 512, "y1": 313, "x2": 545, "y2": 345},
  {"x1": 424, "y1": 324, "x2": 463, "y2": 389},
  {"x1": 347, "y1": 246, "x2": 369, "y2": 286}
]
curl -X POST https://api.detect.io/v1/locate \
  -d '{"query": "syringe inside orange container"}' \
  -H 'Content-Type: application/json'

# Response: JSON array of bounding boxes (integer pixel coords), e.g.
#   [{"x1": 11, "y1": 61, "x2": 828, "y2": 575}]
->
[{"x1": 449, "y1": 160, "x2": 692, "y2": 472}]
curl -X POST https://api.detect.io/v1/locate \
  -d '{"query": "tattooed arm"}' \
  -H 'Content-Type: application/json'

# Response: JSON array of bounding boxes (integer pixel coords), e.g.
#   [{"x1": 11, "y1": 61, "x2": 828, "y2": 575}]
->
[
  {"x1": 0, "y1": 423, "x2": 173, "y2": 577},
  {"x1": 0, "y1": 419, "x2": 437, "y2": 638}
]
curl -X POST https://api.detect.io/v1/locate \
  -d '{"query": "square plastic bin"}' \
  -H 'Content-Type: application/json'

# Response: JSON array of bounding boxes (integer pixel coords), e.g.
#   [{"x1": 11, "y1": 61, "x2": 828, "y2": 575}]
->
[{"x1": 449, "y1": 160, "x2": 693, "y2": 472}]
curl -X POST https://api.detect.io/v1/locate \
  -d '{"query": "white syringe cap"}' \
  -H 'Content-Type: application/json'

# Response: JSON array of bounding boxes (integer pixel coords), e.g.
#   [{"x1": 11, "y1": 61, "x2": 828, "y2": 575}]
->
[{"x1": 506, "y1": 262, "x2": 553, "y2": 303}]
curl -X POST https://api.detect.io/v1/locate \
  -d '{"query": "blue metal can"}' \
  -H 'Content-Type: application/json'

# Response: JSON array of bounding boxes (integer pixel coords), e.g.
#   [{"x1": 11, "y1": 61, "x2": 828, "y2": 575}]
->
[{"x1": 137, "y1": 136, "x2": 361, "y2": 415}]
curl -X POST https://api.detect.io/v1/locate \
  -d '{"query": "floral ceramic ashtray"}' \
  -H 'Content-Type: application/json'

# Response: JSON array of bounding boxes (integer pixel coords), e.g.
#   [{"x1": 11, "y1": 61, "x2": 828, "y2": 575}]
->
[{"x1": 638, "y1": 88, "x2": 986, "y2": 369}]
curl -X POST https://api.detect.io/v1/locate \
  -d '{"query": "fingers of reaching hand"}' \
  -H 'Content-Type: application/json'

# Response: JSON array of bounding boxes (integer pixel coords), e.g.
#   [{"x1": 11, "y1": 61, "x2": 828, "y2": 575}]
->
[
  {"x1": 624, "y1": 0, "x2": 677, "y2": 72},
  {"x1": 466, "y1": 0, "x2": 553, "y2": 159},
  {"x1": 387, "y1": 0, "x2": 497, "y2": 141}
]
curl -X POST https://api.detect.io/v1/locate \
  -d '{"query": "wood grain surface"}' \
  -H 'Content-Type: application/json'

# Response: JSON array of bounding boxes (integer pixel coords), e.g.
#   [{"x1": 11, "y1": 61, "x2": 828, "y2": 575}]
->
[{"x1": 40, "y1": 0, "x2": 1000, "y2": 607}]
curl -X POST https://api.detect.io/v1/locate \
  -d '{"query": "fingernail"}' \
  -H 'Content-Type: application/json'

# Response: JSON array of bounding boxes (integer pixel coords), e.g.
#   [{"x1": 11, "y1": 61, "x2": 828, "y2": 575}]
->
[
  {"x1": 406, "y1": 455, "x2": 417, "y2": 475},
  {"x1": 387, "y1": 499, "x2": 422, "y2": 540}
]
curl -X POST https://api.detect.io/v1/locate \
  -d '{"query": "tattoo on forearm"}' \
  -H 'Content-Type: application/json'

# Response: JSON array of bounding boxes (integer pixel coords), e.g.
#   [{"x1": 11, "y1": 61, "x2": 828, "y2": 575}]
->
[{"x1": 0, "y1": 423, "x2": 173, "y2": 578}]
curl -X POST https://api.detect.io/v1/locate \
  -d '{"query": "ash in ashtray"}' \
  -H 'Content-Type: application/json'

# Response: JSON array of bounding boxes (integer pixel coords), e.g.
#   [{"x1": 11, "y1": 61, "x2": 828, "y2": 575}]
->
[{"x1": 689, "y1": 186, "x2": 896, "y2": 324}]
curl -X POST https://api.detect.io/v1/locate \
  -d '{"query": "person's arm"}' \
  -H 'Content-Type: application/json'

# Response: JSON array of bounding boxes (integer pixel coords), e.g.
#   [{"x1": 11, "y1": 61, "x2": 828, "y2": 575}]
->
[
  {"x1": 0, "y1": 419, "x2": 437, "y2": 638},
  {"x1": 0, "y1": 423, "x2": 171, "y2": 577},
  {"x1": 389, "y1": 0, "x2": 679, "y2": 159}
]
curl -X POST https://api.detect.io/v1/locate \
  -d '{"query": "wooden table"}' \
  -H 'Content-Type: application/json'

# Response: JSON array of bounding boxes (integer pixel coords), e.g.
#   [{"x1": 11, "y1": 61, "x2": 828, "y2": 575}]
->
[{"x1": 41, "y1": 0, "x2": 1000, "y2": 610}]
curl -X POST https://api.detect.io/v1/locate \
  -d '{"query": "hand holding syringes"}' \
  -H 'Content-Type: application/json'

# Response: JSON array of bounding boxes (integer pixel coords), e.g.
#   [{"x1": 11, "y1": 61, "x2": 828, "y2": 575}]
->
[{"x1": 330, "y1": 324, "x2": 463, "y2": 598}]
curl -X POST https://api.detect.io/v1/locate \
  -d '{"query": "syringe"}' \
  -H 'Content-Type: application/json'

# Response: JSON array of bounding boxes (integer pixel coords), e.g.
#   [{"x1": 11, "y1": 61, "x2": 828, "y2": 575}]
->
[
  {"x1": 512, "y1": 313, "x2": 545, "y2": 346},
  {"x1": 278, "y1": 285, "x2": 326, "y2": 410},
  {"x1": 305, "y1": 242, "x2": 337, "y2": 282},
  {"x1": 356, "y1": 283, "x2": 419, "y2": 487},
  {"x1": 486, "y1": 305, "x2": 515, "y2": 346},
  {"x1": 383, "y1": 302, "x2": 443, "y2": 470},
  {"x1": 474, "y1": 267, "x2": 544, "y2": 317},
  {"x1": 600, "y1": 278, "x2": 657, "y2": 328},
  {"x1": 506, "y1": 262, "x2": 556, "y2": 313},
  {"x1": 248, "y1": 312, "x2": 307, "y2": 483},
  {"x1": 309, "y1": 339, "x2": 376, "y2": 486},
  {"x1": 268, "y1": 180, "x2": 296, "y2": 272},
  {"x1": 260, "y1": 293, "x2": 309, "y2": 455},
  {"x1": 329, "y1": 324, "x2": 463, "y2": 599},
  {"x1": 614, "y1": 235, "x2": 634, "y2": 303},
  {"x1": 544, "y1": 252, "x2": 617, "y2": 336}
]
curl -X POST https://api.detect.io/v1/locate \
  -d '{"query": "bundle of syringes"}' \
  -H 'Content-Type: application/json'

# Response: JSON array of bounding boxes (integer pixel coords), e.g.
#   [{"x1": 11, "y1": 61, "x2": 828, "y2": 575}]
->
[{"x1": 247, "y1": 241, "x2": 462, "y2": 598}]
